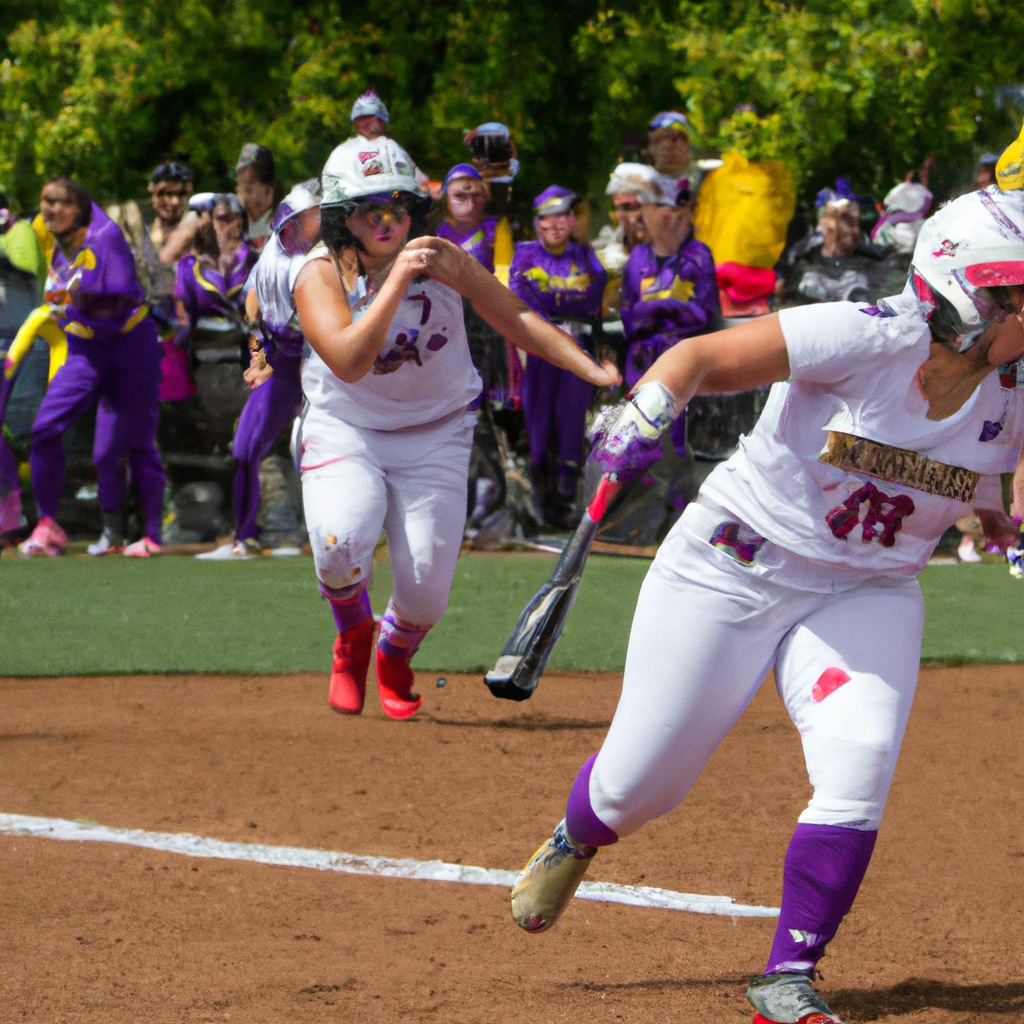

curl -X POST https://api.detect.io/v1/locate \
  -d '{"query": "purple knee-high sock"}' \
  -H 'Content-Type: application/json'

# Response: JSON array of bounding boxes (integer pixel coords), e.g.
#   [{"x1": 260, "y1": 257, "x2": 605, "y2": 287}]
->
[
  {"x1": 328, "y1": 588, "x2": 372, "y2": 633},
  {"x1": 765, "y1": 823, "x2": 877, "y2": 976},
  {"x1": 565, "y1": 753, "x2": 619, "y2": 848}
]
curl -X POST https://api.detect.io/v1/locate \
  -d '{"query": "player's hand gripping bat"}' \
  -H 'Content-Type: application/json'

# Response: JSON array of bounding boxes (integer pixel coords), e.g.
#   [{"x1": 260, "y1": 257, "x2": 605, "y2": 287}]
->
[{"x1": 485, "y1": 381, "x2": 679, "y2": 701}]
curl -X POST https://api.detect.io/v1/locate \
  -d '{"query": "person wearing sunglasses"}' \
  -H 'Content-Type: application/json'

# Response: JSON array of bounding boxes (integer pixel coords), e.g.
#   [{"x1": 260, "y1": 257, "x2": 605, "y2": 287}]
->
[
  {"x1": 173, "y1": 194, "x2": 256, "y2": 350},
  {"x1": 289, "y1": 137, "x2": 618, "y2": 719},
  {"x1": 197, "y1": 180, "x2": 322, "y2": 560},
  {"x1": 510, "y1": 183, "x2": 1024, "y2": 1024}
]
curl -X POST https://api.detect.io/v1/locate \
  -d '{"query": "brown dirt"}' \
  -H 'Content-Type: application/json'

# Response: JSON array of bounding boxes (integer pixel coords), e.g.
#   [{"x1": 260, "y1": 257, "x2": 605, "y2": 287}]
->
[{"x1": 1, "y1": 665, "x2": 1022, "y2": 1023}]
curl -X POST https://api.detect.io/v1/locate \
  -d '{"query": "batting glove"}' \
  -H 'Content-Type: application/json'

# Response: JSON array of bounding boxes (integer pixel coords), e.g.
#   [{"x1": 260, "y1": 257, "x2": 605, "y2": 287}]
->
[{"x1": 589, "y1": 380, "x2": 679, "y2": 481}]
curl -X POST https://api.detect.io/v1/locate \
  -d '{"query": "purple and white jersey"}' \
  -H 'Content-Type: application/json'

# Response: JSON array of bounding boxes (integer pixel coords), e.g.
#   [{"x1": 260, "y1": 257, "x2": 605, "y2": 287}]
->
[
  {"x1": 619, "y1": 236, "x2": 719, "y2": 386},
  {"x1": 701, "y1": 292, "x2": 1024, "y2": 580},
  {"x1": 44, "y1": 203, "x2": 147, "y2": 341},
  {"x1": 509, "y1": 240, "x2": 606, "y2": 322},
  {"x1": 174, "y1": 242, "x2": 255, "y2": 322},
  {"x1": 291, "y1": 245, "x2": 481, "y2": 431},
  {"x1": 437, "y1": 217, "x2": 499, "y2": 274}
]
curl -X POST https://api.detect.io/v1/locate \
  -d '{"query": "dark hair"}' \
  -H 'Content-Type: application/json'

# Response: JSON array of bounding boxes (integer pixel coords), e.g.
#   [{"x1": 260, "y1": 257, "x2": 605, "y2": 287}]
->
[
  {"x1": 151, "y1": 161, "x2": 193, "y2": 185},
  {"x1": 235, "y1": 144, "x2": 275, "y2": 186},
  {"x1": 320, "y1": 194, "x2": 433, "y2": 256},
  {"x1": 43, "y1": 175, "x2": 92, "y2": 229}
]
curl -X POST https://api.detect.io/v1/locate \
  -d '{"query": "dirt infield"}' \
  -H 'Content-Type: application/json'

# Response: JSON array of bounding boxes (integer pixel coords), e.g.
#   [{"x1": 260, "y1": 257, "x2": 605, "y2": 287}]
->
[{"x1": 1, "y1": 666, "x2": 1023, "y2": 1023}]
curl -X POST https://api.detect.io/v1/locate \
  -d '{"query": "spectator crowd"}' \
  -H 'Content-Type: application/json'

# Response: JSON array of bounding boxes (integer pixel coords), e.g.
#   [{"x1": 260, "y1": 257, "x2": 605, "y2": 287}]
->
[{"x1": 0, "y1": 91, "x2": 1015, "y2": 560}]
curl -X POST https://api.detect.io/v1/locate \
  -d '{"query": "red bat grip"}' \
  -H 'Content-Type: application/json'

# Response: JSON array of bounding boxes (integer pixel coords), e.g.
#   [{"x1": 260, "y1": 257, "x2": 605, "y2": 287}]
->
[{"x1": 586, "y1": 474, "x2": 622, "y2": 523}]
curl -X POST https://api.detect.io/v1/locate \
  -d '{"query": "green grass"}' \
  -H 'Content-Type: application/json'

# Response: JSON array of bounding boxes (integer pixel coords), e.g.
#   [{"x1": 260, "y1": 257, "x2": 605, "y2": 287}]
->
[{"x1": 0, "y1": 555, "x2": 1021, "y2": 676}]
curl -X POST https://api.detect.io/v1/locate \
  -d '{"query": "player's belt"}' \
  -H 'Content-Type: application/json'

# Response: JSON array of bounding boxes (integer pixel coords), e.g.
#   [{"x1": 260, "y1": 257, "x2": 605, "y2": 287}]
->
[{"x1": 819, "y1": 431, "x2": 980, "y2": 503}]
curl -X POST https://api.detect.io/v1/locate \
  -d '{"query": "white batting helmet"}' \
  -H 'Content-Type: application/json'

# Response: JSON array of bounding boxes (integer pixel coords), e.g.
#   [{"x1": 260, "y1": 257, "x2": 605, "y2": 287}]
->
[
  {"x1": 320, "y1": 136, "x2": 426, "y2": 209},
  {"x1": 910, "y1": 186, "x2": 1024, "y2": 350}
]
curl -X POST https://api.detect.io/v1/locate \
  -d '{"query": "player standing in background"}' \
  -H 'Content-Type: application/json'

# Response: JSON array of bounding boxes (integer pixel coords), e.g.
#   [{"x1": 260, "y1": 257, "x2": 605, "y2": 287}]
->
[
  {"x1": 234, "y1": 145, "x2": 277, "y2": 253},
  {"x1": 19, "y1": 176, "x2": 166, "y2": 558},
  {"x1": 619, "y1": 164, "x2": 719, "y2": 461},
  {"x1": 509, "y1": 186, "x2": 1024, "y2": 1024},
  {"x1": 197, "y1": 180, "x2": 321, "y2": 559},
  {"x1": 290, "y1": 139, "x2": 618, "y2": 719},
  {"x1": 510, "y1": 187, "x2": 608, "y2": 527}
]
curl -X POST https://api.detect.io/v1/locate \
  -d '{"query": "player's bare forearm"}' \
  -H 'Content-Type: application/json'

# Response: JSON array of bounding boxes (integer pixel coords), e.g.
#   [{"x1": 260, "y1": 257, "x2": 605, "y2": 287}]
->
[
  {"x1": 636, "y1": 315, "x2": 791, "y2": 405},
  {"x1": 295, "y1": 255, "x2": 421, "y2": 383},
  {"x1": 414, "y1": 237, "x2": 619, "y2": 387}
]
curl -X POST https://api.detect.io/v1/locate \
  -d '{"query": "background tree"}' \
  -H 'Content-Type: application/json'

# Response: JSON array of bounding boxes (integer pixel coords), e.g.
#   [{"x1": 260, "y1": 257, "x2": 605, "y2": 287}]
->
[{"x1": 1, "y1": 0, "x2": 1022, "y2": 211}]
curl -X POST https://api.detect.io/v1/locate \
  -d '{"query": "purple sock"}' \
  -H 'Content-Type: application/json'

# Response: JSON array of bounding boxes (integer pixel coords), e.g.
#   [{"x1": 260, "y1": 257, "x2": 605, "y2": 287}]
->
[
  {"x1": 565, "y1": 753, "x2": 619, "y2": 848},
  {"x1": 765, "y1": 823, "x2": 877, "y2": 976},
  {"x1": 377, "y1": 604, "x2": 430, "y2": 659},
  {"x1": 327, "y1": 588, "x2": 371, "y2": 633}
]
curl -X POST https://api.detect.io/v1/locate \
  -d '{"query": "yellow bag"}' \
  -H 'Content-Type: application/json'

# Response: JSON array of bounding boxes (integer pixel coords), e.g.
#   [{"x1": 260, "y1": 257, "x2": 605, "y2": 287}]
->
[{"x1": 693, "y1": 152, "x2": 796, "y2": 269}]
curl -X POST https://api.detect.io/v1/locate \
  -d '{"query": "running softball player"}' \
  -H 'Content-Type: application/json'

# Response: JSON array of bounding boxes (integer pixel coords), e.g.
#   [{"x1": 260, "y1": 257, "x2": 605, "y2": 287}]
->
[
  {"x1": 291, "y1": 138, "x2": 618, "y2": 719},
  {"x1": 510, "y1": 186, "x2": 1024, "y2": 1024}
]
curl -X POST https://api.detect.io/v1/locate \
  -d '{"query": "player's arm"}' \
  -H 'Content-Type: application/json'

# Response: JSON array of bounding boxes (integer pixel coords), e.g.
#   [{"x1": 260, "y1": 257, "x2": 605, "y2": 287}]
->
[
  {"x1": 641, "y1": 314, "x2": 791, "y2": 405},
  {"x1": 411, "y1": 236, "x2": 619, "y2": 388},
  {"x1": 591, "y1": 316, "x2": 790, "y2": 481},
  {"x1": 293, "y1": 246, "x2": 435, "y2": 383}
]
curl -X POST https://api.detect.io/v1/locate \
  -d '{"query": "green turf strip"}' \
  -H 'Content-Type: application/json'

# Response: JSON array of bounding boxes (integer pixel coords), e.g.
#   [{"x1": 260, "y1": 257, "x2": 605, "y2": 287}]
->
[{"x1": 0, "y1": 556, "x2": 1020, "y2": 675}]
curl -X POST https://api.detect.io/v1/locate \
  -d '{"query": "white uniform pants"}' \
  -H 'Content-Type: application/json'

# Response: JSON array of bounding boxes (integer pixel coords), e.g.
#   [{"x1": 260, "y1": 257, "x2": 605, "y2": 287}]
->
[
  {"x1": 300, "y1": 408, "x2": 474, "y2": 626},
  {"x1": 590, "y1": 504, "x2": 923, "y2": 837}
]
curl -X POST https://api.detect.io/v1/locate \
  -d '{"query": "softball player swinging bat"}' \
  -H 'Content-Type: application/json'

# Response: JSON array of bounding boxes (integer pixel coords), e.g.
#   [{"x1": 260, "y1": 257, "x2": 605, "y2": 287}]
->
[
  {"x1": 291, "y1": 137, "x2": 618, "y2": 720},
  {"x1": 509, "y1": 186, "x2": 1024, "y2": 1024}
]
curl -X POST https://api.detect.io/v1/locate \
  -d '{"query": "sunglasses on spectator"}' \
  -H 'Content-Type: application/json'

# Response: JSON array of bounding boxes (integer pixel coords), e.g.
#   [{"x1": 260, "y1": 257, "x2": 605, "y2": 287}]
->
[{"x1": 613, "y1": 201, "x2": 642, "y2": 213}]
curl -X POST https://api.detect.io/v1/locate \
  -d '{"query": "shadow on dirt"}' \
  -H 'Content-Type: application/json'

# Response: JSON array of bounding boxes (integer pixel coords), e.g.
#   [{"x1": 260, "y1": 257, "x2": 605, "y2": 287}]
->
[
  {"x1": 830, "y1": 978, "x2": 1024, "y2": 1019},
  {"x1": 423, "y1": 714, "x2": 610, "y2": 731},
  {"x1": 556, "y1": 976, "x2": 750, "y2": 992}
]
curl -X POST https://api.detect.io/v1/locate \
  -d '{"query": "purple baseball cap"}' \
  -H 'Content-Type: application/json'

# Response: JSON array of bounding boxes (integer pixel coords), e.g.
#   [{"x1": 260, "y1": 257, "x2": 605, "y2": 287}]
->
[
  {"x1": 533, "y1": 185, "x2": 578, "y2": 217},
  {"x1": 443, "y1": 163, "x2": 483, "y2": 193}
]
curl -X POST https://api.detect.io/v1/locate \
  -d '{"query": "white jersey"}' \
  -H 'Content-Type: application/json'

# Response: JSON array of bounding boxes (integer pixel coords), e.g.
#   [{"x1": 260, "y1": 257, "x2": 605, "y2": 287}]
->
[
  {"x1": 700, "y1": 292, "x2": 1024, "y2": 578},
  {"x1": 290, "y1": 245, "x2": 482, "y2": 430}
]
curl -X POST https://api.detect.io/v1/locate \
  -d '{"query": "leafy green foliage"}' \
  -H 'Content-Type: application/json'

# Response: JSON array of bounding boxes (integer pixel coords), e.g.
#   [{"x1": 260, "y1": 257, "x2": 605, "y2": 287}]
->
[{"x1": 1, "y1": 0, "x2": 1022, "y2": 209}]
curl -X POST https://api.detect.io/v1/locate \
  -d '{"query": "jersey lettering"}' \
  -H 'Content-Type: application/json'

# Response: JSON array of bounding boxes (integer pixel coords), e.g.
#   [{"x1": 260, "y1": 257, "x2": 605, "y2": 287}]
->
[{"x1": 825, "y1": 481, "x2": 915, "y2": 548}]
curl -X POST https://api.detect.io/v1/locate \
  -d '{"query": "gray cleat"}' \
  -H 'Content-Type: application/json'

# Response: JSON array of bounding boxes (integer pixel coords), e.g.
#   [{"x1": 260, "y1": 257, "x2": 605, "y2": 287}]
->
[{"x1": 747, "y1": 972, "x2": 844, "y2": 1023}]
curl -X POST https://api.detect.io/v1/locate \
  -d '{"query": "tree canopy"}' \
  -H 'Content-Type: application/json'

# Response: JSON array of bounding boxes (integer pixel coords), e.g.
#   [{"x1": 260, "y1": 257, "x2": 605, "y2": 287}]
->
[{"x1": 2, "y1": 0, "x2": 1023, "y2": 210}]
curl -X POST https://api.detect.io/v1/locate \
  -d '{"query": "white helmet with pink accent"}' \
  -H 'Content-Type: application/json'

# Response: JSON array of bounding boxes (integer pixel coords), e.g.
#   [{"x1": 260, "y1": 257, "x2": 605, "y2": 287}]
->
[{"x1": 910, "y1": 186, "x2": 1024, "y2": 351}]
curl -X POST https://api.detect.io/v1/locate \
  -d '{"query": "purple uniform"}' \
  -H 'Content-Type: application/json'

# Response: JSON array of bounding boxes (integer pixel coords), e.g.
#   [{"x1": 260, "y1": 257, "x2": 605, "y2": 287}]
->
[
  {"x1": 229, "y1": 244, "x2": 304, "y2": 544},
  {"x1": 30, "y1": 204, "x2": 165, "y2": 538},
  {"x1": 619, "y1": 235, "x2": 719, "y2": 456},
  {"x1": 174, "y1": 244, "x2": 255, "y2": 327},
  {"x1": 510, "y1": 240, "x2": 607, "y2": 518},
  {"x1": 437, "y1": 217, "x2": 499, "y2": 274}
]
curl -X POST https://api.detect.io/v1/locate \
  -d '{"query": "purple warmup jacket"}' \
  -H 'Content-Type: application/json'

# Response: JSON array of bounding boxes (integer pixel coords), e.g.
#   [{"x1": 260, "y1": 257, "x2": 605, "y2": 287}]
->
[
  {"x1": 174, "y1": 243, "x2": 256, "y2": 325},
  {"x1": 44, "y1": 204, "x2": 148, "y2": 341},
  {"x1": 438, "y1": 217, "x2": 499, "y2": 274},
  {"x1": 510, "y1": 240, "x2": 607, "y2": 322},
  {"x1": 620, "y1": 235, "x2": 719, "y2": 386}
]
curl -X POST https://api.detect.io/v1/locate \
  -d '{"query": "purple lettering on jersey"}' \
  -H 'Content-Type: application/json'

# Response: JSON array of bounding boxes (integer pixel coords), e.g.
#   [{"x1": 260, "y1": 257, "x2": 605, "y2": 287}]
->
[
  {"x1": 825, "y1": 481, "x2": 915, "y2": 548},
  {"x1": 979, "y1": 419, "x2": 1003, "y2": 441},
  {"x1": 373, "y1": 328, "x2": 422, "y2": 374},
  {"x1": 426, "y1": 332, "x2": 448, "y2": 351},
  {"x1": 408, "y1": 292, "x2": 432, "y2": 325}
]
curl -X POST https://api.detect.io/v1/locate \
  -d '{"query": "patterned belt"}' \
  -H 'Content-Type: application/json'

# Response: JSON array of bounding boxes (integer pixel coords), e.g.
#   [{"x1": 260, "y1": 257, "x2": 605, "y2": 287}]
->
[{"x1": 819, "y1": 430, "x2": 979, "y2": 503}]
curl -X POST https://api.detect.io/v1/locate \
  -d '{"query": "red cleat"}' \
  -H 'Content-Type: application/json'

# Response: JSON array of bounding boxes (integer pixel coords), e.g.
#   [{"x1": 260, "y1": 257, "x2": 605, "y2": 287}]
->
[
  {"x1": 329, "y1": 617, "x2": 375, "y2": 715},
  {"x1": 375, "y1": 649, "x2": 422, "y2": 719}
]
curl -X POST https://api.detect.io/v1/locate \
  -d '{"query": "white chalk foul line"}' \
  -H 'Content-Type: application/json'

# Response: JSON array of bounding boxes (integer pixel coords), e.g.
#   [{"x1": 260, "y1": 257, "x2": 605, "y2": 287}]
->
[{"x1": 0, "y1": 813, "x2": 779, "y2": 919}]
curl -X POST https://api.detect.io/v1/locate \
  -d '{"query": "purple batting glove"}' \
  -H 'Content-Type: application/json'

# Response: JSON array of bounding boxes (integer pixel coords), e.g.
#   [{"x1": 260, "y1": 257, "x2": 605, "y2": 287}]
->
[{"x1": 589, "y1": 380, "x2": 680, "y2": 481}]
